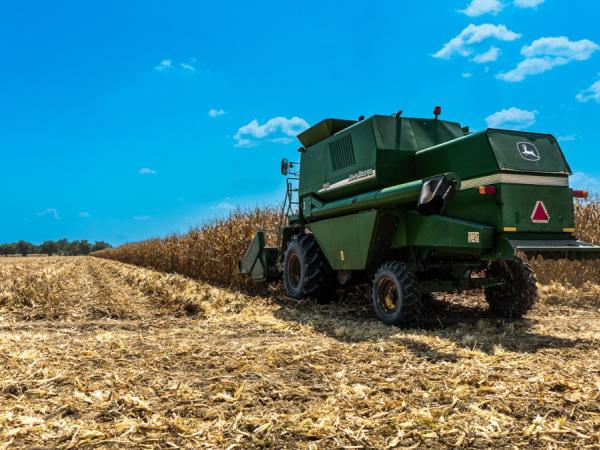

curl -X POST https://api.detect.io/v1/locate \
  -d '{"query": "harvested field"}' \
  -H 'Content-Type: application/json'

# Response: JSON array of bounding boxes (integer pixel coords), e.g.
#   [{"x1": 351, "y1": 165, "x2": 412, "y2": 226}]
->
[{"x1": 0, "y1": 257, "x2": 599, "y2": 448}]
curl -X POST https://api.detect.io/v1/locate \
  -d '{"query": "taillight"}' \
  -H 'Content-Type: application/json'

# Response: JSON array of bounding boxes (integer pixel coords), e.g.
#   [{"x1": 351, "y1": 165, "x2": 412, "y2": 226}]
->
[
  {"x1": 572, "y1": 189, "x2": 588, "y2": 199},
  {"x1": 478, "y1": 185, "x2": 497, "y2": 195}
]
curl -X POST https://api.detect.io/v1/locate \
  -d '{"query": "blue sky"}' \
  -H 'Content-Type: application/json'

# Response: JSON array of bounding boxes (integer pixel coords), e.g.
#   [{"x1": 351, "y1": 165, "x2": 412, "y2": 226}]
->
[{"x1": 1, "y1": 0, "x2": 599, "y2": 245}]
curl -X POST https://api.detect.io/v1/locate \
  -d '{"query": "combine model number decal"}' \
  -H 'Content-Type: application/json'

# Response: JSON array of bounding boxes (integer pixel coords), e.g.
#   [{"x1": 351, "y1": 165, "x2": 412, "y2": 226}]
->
[
  {"x1": 467, "y1": 232, "x2": 480, "y2": 243},
  {"x1": 348, "y1": 168, "x2": 375, "y2": 182},
  {"x1": 319, "y1": 169, "x2": 376, "y2": 193}
]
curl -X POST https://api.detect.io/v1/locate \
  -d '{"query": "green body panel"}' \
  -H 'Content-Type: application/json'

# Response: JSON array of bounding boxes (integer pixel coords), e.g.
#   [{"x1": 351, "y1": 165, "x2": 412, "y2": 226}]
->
[
  {"x1": 307, "y1": 210, "x2": 379, "y2": 270},
  {"x1": 415, "y1": 132, "x2": 498, "y2": 180},
  {"x1": 443, "y1": 188, "x2": 500, "y2": 227},
  {"x1": 498, "y1": 184, "x2": 574, "y2": 232},
  {"x1": 297, "y1": 118, "x2": 357, "y2": 148},
  {"x1": 308, "y1": 209, "x2": 495, "y2": 271},
  {"x1": 391, "y1": 212, "x2": 494, "y2": 254},
  {"x1": 487, "y1": 130, "x2": 570, "y2": 174},
  {"x1": 443, "y1": 184, "x2": 574, "y2": 233}
]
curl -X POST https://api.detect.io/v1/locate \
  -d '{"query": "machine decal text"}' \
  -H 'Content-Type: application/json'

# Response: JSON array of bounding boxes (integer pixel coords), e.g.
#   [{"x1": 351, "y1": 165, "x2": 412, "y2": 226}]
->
[{"x1": 319, "y1": 169, "x2": 376, "y2": 193}]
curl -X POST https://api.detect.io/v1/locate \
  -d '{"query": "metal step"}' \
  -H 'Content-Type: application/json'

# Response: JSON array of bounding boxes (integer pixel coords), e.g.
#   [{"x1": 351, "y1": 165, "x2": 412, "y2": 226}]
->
[{"x1": 507, "y1": 239, "x2": 600, "y2": 260}]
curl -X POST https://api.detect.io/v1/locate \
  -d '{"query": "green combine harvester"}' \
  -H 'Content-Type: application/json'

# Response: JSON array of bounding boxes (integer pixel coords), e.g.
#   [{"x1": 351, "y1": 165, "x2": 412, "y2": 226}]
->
[{"x1": 240, "y1": 108, "x2": 600, "y2": 325}]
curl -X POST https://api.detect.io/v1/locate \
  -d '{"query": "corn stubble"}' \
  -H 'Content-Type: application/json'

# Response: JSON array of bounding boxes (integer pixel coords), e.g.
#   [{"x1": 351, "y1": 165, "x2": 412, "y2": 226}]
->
[{"x1": 0, "y1": 256, "x2": 599, "y2": 448}]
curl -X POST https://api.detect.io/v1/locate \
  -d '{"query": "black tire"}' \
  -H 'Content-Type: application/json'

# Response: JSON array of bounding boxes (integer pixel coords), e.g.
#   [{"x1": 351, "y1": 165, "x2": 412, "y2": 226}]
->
[
  {"x1": 283, "y1": 233, "x2": 334, "y2": 301},
  {"x1": 484, "y1": 257, "x2": 537, "y2": 319},
  {"x1": 371, "y1": 261, "x2": 421, "y2": 326}
]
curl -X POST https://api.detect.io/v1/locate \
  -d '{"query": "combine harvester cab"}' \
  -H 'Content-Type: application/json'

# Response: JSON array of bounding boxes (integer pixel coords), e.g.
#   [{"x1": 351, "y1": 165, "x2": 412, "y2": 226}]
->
[{"x1": 240, "y1": 108, "x2": 600, "y2": 325}]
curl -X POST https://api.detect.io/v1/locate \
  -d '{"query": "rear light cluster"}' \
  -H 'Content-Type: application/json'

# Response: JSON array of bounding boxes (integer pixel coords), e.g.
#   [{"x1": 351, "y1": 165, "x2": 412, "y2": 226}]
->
[
  {"x1": 572, "y1": 189, "x2": 588, "y2": 199},
  {"x1": 477, "y1": 186, "x2": 589, "y2": 199},
  {"x1": 478, "y1": 185, "x2": 497, "y2": 195}
]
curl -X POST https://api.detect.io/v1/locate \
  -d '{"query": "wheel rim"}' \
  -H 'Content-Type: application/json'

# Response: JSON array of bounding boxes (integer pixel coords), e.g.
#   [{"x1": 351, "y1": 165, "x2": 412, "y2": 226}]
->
[
  {"x1": 287, "y1": 253, "x2": 302, "y2": 289},
  {"x1": 376, "y1": 276, "x2": 400, "y2": 313}
]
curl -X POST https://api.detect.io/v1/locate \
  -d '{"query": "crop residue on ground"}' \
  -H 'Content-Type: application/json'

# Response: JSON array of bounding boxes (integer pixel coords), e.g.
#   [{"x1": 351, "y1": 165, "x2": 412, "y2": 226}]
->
[{"x1": 0, "y1": 256, "x2": 598, "y2": 448}]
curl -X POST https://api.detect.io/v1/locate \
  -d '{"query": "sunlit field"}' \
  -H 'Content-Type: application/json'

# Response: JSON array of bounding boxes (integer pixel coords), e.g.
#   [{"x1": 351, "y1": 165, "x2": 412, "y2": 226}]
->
[{"x1": 0, "y1": 200, "x2": 598, "y2": 447}]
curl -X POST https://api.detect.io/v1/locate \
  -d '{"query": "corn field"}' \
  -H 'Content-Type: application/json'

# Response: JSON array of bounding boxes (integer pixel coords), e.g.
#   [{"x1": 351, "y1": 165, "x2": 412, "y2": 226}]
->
[
  {"x1": 93, "y1": 200, "x2": 600, "y2": 288},
  {"x1": 93, "y1": 208, "x2": 281, "y2": 291},
  {"x1": 533, "y1": 198, "x2": 600, "y2": 285}
]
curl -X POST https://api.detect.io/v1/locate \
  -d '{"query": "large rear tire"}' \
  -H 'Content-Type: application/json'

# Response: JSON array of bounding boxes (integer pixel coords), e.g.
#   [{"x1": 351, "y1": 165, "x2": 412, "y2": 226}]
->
[
  {"x1": 484, "y1": 257, "x2": 537, "y2": 319},
  {"x1": 283, "y1": 233, "x2": 334, "y2": 301},
  {"x1": 371, "y1": 261, "x2": 421, "y2": 326}
]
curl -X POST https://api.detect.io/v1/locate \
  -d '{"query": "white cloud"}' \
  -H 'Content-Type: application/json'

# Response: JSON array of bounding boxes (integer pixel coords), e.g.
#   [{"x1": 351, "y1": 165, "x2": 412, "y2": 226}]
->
[
  {"x1": 139, "y1": 167, "x2": 157, "y2": 175},
  {"x1": 462, "y1": 72, "x2": 473, "y2": 78},
  {"x1": 521, "y1": 36, "x2": 599, "y2": 61},
  {"x1": 213, "y1": 202, "x2": 236, "y2": 210},
  {"x1": 497, "y1": 36, "x2": 599, "y2": 82},
  {"x1": 155, "y1": 58, "x2": 197, "y2": 73},
  {"x1": 433, "y1": 24, "x2": 521, "y2": 60},
  {"x1": 208, "y1": 108, "x2": 226, "y2": 118},
  {"x1": 570, "y1": 172, "x2": 600, "y2": 193},
  {"x1": 154, "y1": 59, "x2": 172, "y2": 71},
  {"x1": 234, "y1": 116, "x2": 309, "y2": 147},
  {"x1": 270, "y1": 137, "x2": 294, "y2": 144},
  {"x1": 133, "y1": 215, "x2": 151, "y2": 221},
  {"x1": 514, "y1": 0, "x2": 545, "y2": 8},
  {"x1": 471, "y1": 46, "x2": 500, "y2": 63},
  {"x1": 180, "y1": 62, "x2": 195, "y2": 72},
  {"x1": 78, "y1": 211, "x2": 91, "y2": 218},
  {"x1": 557, "y1": 134, "x2": 578, "y2": 142},
  {"x1": 460, "y1": 0, "x2": 504, "y2": 17},
  {"x1": 485, "y1": 107, "x2": 538, "y2": 129},
  {"x1": 497, "y1": 57, "x2": 566, "y2": 82},
  {"x1": 37, "y1": 208, "x2": 60, "y2": 220},
  {"x1": 576, "y1": 79, "x2": 600, "y2": 103}
]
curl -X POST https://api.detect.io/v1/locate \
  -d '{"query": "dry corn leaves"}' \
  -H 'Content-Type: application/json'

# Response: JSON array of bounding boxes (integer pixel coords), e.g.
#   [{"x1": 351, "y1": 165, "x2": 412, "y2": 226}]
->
[
  {"x1": 92, "y1": 203, "x2": 600, "y2": 290},
  {"x1": 93, "y1": 207, "x2": 282, "y2": 292},
  {"x1": 0, "y1": 256, "x2": 599, "y2": 448}
]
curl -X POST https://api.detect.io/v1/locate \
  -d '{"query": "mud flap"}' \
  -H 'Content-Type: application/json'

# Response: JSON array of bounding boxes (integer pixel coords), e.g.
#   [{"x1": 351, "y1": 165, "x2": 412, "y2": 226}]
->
[{"x1": 238, "y1": 230, "x2": 281, "y2": 282}]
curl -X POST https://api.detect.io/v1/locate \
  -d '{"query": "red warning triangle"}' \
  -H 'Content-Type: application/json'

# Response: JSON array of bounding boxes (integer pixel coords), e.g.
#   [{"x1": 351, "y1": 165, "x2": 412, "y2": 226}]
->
[{"x1": 531, "y1": 201, "x2": 550, "y2": 224}]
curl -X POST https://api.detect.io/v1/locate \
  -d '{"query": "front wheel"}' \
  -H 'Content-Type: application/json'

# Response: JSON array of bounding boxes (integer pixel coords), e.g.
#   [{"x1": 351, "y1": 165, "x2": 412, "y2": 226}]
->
[
  {"x1": 371, "y1": 261, "x2": 421, "y2": 326},
  {"x1": 283, "y1": 233, "x2": 334, "y2": 301},
  {"x1": 484, "y1": 257, "x2": 537, "y2": 319}
]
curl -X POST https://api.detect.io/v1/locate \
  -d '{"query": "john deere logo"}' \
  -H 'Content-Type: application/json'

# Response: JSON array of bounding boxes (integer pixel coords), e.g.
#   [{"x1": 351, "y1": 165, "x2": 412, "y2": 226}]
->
[{"x1": 517, "y1": 142, "x2": 540, "y2": 161}]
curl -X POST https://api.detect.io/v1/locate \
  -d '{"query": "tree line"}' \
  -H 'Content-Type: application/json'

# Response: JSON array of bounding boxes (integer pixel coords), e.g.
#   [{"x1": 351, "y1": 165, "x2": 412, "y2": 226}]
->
[{"x1": 0, "y1": 239, "x2": 111, "y2": 256}]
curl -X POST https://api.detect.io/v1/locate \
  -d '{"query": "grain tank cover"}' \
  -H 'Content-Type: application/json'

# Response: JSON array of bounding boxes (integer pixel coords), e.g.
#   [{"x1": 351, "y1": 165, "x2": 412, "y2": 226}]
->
[
  {"x1": 373, "y1": 116, "x2": 464, "y2": 151},
  {"x1": 487, "y1": 129, "x2": 571, "y2": 174},
  {"x1": 297, "y1": 118, "x2": 357, "y2": 148},
  {"x1": 415, "y1": 129, "x2": 571, "y2": 182}
]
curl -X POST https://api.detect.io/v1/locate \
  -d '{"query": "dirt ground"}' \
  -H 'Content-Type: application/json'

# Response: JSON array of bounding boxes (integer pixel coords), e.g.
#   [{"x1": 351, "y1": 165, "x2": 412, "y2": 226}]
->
[{"x1": 0, "y1": 257, "x2": 598, "y2": 449}]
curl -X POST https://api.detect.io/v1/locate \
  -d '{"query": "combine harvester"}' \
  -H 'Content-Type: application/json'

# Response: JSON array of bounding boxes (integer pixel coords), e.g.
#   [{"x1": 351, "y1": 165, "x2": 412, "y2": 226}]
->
[{"x1": 240, "y1": 108, "x2": 600, "y2": 325}]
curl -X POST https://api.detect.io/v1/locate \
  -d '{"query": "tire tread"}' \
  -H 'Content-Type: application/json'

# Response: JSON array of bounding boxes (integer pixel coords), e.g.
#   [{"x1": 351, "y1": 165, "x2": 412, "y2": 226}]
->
[{"x1": 371, "y1": 261, "x2": 421, "y2": 325}]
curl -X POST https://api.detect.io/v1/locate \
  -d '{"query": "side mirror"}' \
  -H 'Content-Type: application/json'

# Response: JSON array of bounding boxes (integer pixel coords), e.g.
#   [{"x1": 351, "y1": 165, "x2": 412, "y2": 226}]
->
[{"x1": 281, "y1": 158, "x2": 289, "y2": 176}]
